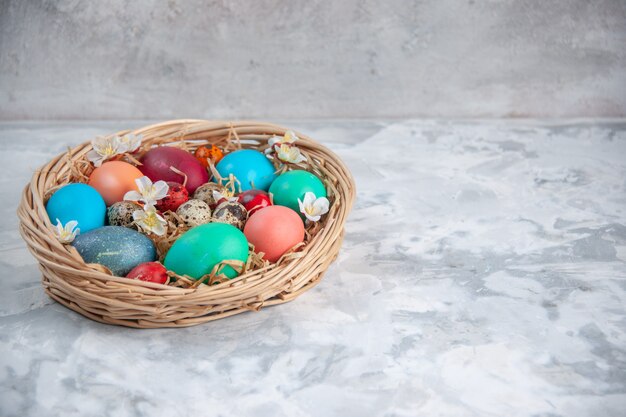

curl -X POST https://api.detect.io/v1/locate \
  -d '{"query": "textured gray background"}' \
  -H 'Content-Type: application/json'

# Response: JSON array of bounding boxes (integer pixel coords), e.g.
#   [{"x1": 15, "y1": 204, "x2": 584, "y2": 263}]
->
[{"x1": 1, "y1": 0, "x2": 626, "y2": 120}]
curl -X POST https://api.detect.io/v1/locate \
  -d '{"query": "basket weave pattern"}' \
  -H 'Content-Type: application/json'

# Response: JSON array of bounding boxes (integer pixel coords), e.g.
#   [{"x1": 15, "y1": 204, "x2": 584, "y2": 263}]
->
[{"x1": 17, "y1": 120, "x2": 355, "y2": 328}]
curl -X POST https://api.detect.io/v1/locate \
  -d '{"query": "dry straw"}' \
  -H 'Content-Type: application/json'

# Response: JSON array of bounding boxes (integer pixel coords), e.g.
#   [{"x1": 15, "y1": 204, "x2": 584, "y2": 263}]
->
[{"x1": 17, "y1": 120, "x2": 356, "y2": 328}]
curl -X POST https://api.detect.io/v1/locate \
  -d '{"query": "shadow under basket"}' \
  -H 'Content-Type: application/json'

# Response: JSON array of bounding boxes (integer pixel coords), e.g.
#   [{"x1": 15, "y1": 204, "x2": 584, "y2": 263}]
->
[{"x1": 17, "y1": 120, "x2": 356, "y2": 328}]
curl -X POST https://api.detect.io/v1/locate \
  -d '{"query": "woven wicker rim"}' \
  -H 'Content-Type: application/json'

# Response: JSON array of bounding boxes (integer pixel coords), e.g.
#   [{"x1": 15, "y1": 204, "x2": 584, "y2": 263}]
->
[{"x1": 17, "y1": 120, "x2": 356, "y2": 328}]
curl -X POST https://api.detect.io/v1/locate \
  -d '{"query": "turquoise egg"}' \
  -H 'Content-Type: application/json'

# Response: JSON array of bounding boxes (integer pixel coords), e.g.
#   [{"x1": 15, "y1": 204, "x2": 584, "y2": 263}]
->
[
  {"x1": 164, "y1": 223, "x2": 249, "y2": 280},
  {"x1": 215, "y1": 149, "x2": 277, "y2": 192},
  {"x1": 46, "y1": 183, "x2": 106, "y2": 233},
  {"x1": 71, "y1": 226, "x2": 157, "y2": 276},
  {"x1": 269, "y1": 170, "x2": 327, "y2": 215}
]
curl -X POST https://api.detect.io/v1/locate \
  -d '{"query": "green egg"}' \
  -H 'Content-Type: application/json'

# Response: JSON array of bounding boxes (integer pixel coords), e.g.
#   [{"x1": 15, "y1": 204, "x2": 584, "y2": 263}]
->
[
  {"x1": 269, "y1": 170, "x2": 327, "y2": 215},
  {"x1": 164, "y1": 223, "x2": 249, "y2": 280}
]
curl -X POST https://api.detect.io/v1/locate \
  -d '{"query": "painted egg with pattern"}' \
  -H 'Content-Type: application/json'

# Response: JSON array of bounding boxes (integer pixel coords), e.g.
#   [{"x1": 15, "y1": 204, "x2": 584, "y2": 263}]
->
[
  {"x1": 156, "y1": 181, "x2": 189, "y2": 212},
  {"x1": 71, "y1": 226, "x2": 157, "y2": 276}
]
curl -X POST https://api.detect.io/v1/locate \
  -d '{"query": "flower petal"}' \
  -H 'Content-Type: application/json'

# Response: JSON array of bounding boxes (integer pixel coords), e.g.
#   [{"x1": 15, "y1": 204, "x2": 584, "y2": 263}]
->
[
  {"x1": 313, "y1": 197, "x2": 330, "y2": 215},
  {"x1": 304, "y1": 212, "x2": 321, "y2": 222},
  {"x1": 135, "y1": 176, "x2": 153, "y2": 192},
  {"x1": 124, "y1": 190, "x2": 143, "y2": 202},
  {"x1": 153, "y1": 180, "x2": 170, "y2": 200},
  {"x1": 86, "y1": 150, "x2": 104, "y2": 166},
  {"x1": 284, "y1": 131, "x2": 298, "y2": 143},
  {"x1": 302, "y1": 192, "x2": 317, "y2": 206}
]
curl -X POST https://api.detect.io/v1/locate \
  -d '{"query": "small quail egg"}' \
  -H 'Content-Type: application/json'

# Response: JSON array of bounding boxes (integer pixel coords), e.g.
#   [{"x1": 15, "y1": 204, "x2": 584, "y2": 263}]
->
[
  {"x1": 107, "y1": 201, "x2": 141, "y2": 229},
  {"x1": 176, "y1": 199, "x2": 212, "y2": 227},
  {"x1": 193, "y1": 182, "x2": 225, "y2": 209},
  {"x1": 213, "y1": 201, "x2": 248, "y2": 230}
]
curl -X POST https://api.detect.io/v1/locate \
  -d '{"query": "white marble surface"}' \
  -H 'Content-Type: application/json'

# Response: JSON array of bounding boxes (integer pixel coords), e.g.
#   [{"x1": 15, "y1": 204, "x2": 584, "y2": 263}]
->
[{"x1": 1, "y1": 120, "x2": 625, "y2": 417}]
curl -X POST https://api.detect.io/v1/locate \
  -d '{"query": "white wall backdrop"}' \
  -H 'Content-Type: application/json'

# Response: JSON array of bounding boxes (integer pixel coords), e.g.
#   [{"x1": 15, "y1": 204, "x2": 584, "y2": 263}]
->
[{"x1": 1, "y1": 0, "x2": 625, "y2": 120}]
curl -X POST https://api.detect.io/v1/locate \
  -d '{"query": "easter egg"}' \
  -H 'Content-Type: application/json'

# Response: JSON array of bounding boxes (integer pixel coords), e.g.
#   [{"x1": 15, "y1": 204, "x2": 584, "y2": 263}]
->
[
  {"x1": 107, "y1": 201, "x2": 141, "y2": 229},
  {"x1": 176, "y1": 199, "x2": 212, "y2": 227},
  {"x1": 88, "y1": 161, "x2": 143, "y2": 206},
  {"x1": 213, "y1": 201, "x2": 248, "y2": 230},
  {"x1": 46, "y1": 183, "x2": 106, "y2": 233},
  {"x1": 193, "y1": 182, "x2": 225, "y2": 209},
  {"x1": 243, "y1": 206, "x2": 305, "y2": 262},
  {"x1": 126, "y1": 262, "x2": 168, "y2": 284},
  {"x1": 268, "y1": 170, "x2": 327, "y2": 215},
  {"x1": 215, "y1": 149, "x2": 277, "y2": 192},
  {"x1": 140, "y1": 146, "x2": 209, "y2": 193},
  {"x1": 194, "y1": 145, "x2": 224, "y2": 167},
  {"x1": 237, "y1": 189, "x2": 271, "y2": 216},
  {"x1": 71, "y1": 226, "x2": 157, "y2": 276},
  {"x1": 164, "y1": 223, "x2": 249, "y2": 280},
  {"x1": 156, "y1": 181, "x2": 189, "y2": 212}
]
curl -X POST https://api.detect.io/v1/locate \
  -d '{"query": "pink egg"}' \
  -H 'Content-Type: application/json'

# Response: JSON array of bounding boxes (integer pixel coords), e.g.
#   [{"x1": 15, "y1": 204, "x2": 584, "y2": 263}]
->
[
  {"x1": 243, "y1": 206, "x2": 305, "y2": 262},
  {"x1": 140, "y1": 147, "x2": 209, "y2": 193}
]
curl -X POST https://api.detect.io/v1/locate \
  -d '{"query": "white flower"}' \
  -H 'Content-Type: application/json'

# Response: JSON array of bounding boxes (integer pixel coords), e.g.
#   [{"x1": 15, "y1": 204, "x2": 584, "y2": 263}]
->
[
  {"x1": 268, "y1": 130, "x2": 299, "y2": 148},
  {"x1": 118, "y1": 133, "x2": 142, "y2": 153},
  {"x1": 298, "y1": 192, "x2": 330, "y2": 222},
  {"x1": 53, "y1": 219, "x2": 80, "y2": 243},
  {"x1": 275, "y1": 144, "x2": 307, "y2": 164},
  {"x1": 86, "y1": 136, "x2": 125, "y2": 167},
  {"x1": 86, "y1": 134, "x2": 142, "y2": 166},
  {"x1": 133, "y1": 205, "x2": 167, "y2": 236},
  {"x1": 123, "y1": 176, "x2": 169, "y2": 206}
]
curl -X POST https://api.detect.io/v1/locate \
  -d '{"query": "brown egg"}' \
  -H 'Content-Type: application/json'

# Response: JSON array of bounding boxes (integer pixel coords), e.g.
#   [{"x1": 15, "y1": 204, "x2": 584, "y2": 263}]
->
[
  {"x1": 213, "y1": 201, "x2": 248, "y2": 230},
  {"x1": 88, "y1": 161, "x2": 143, "y2": 206}
]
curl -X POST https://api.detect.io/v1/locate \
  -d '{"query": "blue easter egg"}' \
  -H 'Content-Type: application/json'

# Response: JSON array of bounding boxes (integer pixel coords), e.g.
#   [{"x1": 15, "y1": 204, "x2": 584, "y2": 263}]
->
[
  {"x1": 71, "y1": 226, "x2": 157, "y2": 276},
  {"x1": 215, "y1": 149, "x2": 277, "y2": 192},
  {"x1": 46, "y1": 183, "x2": 106, "y2": 233}
]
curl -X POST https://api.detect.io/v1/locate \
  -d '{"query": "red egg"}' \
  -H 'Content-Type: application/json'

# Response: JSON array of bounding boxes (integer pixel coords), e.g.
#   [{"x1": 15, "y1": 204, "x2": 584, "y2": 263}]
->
[
  {"x1": 156, "y1": 181, "x2": 189, "y2": 212},
  {"x1": 243, "y1": 206, "x2": 305, "y2": 262},
  {"x1": 126, "y1": 262, "x2": 168, "y2": 284},
  {"x1": 237, "y1": 189, "x2": 272, "y2": 216},
  {"x1": 140, "y1": 146, "x2": 209, "y2": 193}
]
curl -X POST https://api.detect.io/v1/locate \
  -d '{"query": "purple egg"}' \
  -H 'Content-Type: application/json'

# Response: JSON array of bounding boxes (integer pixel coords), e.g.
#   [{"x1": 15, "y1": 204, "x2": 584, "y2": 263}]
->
[{"x1": 140, "y1": 147, "x2": 209, "y2": 193}]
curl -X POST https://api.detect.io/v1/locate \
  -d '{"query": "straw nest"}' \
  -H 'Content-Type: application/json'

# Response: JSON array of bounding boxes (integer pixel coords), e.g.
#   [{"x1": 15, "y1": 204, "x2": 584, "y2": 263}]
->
[{"x1": 17, "y1": 120, "x2": 356, "y2": 328}]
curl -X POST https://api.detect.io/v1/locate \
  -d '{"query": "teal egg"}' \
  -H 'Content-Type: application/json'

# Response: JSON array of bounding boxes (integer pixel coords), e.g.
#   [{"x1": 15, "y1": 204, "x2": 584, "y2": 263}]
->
[
  {"x1": 164, "y1": 223, "x2": 249, "y2": 280},
  {"x1": 46, "y1": 183, "x2": 106, "y2": 233},
  {"x1": 269, "y1": 170, "x2": 327, "y2": 215},
  {"x1": 215, "y1": 149, "x2": 277, "y2": 192},
  {"x1": 71, "y1": 226, "x2": 157, "y2": 276}
]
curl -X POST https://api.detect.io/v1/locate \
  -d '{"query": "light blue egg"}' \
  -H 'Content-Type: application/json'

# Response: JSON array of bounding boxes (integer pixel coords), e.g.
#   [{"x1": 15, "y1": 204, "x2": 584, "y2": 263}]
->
[
  {"x1": 71, "y1": 226, "x2": 157, "y2": 276},
  {"x1": 46, "y1": 183, "x2": 106, "y2": 233},
  {"x1": 215, "y1": 149, "x2": 277, "y2": 192}
]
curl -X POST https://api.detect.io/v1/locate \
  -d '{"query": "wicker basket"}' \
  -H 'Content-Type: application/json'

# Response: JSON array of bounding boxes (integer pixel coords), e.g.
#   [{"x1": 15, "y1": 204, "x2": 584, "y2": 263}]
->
[{"x1": 17, "y1": 120, "x2": 355, "y2": 328}]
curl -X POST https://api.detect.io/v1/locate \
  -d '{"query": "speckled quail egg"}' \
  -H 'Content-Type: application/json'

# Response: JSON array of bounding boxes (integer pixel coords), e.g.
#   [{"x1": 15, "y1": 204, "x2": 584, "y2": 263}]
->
[
  {"x1": 107, "y1": 201, "x2": 141, "y2": 229},
  {"x1": 212, "y1": 201, "x2": 248, "y2": 230},
  {"x1": 193, "y1": 182, "x2": 225, "y2": 209},
  {"x1": 176, "y1": 199, "x2": 212, "y2": 227}
]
